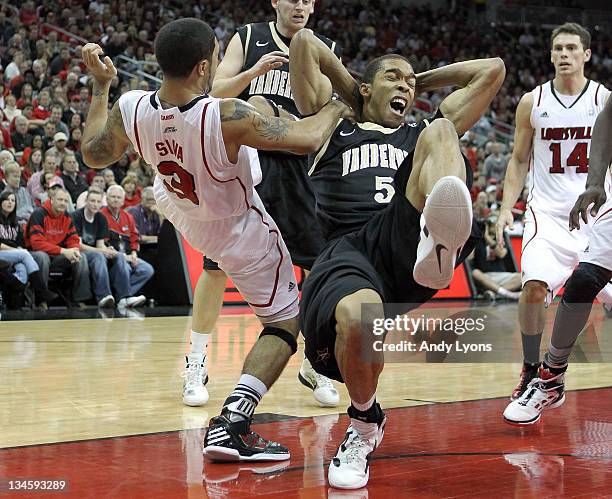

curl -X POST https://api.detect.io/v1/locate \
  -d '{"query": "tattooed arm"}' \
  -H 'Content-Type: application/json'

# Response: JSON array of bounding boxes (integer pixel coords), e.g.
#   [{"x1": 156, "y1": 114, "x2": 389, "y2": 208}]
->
[
  {"x1": 220, "y1": 98, "x2": 351, "y2": 160},
  {"x1": 81, "y1": 43, "x2": 131, "y2": 168},
  {"x1": 82, "y1": 97, "x2": 131, "y2": 168}
]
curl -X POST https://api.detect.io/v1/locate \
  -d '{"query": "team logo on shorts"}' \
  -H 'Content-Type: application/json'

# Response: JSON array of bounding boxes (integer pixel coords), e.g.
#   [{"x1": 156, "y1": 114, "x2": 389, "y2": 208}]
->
[{"x1": 316, "y1": 348, "x2": 330, "y2": 364}]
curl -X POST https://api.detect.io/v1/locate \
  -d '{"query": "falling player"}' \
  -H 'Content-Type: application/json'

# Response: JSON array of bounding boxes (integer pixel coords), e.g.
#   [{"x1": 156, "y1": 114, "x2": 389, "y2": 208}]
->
[
  {"x1": 290, "y1": 30, "x2": 505, "y2": 488},
  {"x1": 497, "y1": 22, "x2": 612, "y2": 404},
  {"x1": 504, "y1": 91, "x2": 612, "y2": 425},
  {"x1": 80, "y1": 18, "x2": 351, "y2": 461},
  {"x1": 183, "y1": 0, "x2": 341, "y2": 409}
]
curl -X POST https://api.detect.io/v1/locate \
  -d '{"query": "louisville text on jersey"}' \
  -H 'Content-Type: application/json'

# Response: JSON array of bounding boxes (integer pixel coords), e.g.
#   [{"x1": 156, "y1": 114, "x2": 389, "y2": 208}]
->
[{"x1": 540, "y1": 126, "x2": 592, "y2": 141}]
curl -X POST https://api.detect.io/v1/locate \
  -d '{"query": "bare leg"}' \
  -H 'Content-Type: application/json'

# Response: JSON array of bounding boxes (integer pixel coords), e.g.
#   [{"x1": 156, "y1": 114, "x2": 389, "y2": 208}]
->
[
  {"x1": 406, "y1": 118, "x2": 471, "y2": 289},
  {"x1": 472, "y1": 270, "x2": 522, "y2": 293},
  {"x1": 192, "y1": 268, "x2": 226, "y2": 332},
  {"x1": 183, "y1": 268, "x2": 227, "y2": 407},
  {"x1": 334, "y1": 289, "x2": 384, "y2": 404},
  {"x1": 405, "y1": 118, "x2": 466, "y2": 211},
  {"x1": 241, "y1": 316, "x2": 299, "y2": 388}
]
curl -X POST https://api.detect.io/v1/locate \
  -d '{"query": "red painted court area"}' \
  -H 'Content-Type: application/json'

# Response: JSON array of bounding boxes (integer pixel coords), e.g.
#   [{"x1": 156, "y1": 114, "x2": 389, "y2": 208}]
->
[{"x1": 1, "y1": 388, "x2": 610, "y2": 498}]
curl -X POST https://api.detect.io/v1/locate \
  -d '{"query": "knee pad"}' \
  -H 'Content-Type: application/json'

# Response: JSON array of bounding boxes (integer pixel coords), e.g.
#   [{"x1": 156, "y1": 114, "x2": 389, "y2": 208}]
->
[
  {"x1": 564, "y1": 262, "x2": 612, "y2": 303},
  {"x1": 259, "y1": 326, "x2": 298, "y2": 355}
]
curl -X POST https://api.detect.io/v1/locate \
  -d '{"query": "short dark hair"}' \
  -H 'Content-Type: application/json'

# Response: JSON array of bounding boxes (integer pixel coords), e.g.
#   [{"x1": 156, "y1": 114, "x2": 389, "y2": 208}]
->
[
  {"x1": 551, "y1": 22, "x2": 591, "y2": 50},
  {"x1": 86, "y1": 187, "x2": 103, "y2": 199},
  {"x1": 362, "y1": 54, "x2": 412, "y2": 84},
  {"x1": 154, "y1": 18, "x2": 216, "y2": 78}
]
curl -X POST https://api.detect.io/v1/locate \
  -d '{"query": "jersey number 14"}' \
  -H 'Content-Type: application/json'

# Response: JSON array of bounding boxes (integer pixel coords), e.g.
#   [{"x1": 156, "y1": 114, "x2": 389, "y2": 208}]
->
[{"x1": 549, "y1": 142, "x2": 588, "y2": 174}]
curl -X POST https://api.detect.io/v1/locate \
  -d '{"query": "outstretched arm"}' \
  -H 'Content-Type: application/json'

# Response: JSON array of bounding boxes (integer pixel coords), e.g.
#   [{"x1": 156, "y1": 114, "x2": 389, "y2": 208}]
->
[
  {"x1": 81, "y1": 43, "x2": 131, "y2": 168},
  {"x1": 496, "y1": 93, "x2": 534, "y2": 245},
  {"x1": 289, "y1": 29, "x2": 358, "y2": 116},
  {"x1": 417, "y1": 58, "x2": 506, "y2": 136},
  {"x1": 220, "y1": 98, "x2": 350, "y2": 158},
  {"x1": 211, "y1": 32, "x2": 288, "y2": 98},
  {"x1": 570, "y1": 94, "x2": 612, "y2": 229}
]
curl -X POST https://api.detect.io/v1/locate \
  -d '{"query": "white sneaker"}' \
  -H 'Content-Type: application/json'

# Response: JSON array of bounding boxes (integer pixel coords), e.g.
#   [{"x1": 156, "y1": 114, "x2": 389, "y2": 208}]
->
[
  {"x1": 118, "y1": 295, "x2": 146, "y2": 308},
  {"x1": 182, "y1": 354, "x2": 209, "y2": 406},
  {"x1": 413, "y1": 176, "x2": 472, "y2": 289},
  {"x1": 503, "y1": 369, "x2": 565, "y2": 425},
  {"x1": 98, "y1": 294, "x2": 115, "y2": 308},
  {"x1": 298, "y1": 357, "x2": 340, "y2": 407},
  {"x1": 328, "y1": 416, "x2": 386, "y2": 489}
]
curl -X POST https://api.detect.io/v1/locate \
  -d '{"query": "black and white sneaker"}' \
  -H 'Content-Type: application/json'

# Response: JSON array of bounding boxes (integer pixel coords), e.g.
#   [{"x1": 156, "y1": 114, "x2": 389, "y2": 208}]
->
[
  {"x1": 203, "y1": 414, "x2": 290, "y2": 462},
  {"x1": 328, "y1": 404, "x2": 386, "y2": 489}
]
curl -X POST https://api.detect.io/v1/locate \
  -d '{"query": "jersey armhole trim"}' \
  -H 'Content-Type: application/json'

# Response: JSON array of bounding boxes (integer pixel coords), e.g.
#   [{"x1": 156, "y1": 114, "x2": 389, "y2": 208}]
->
[
  {"x1": 308, "y1": 119, "x2": 341, "y2": 176},
  {"x1": 269, "y1": 21, "x2": 289, "y2": 55},
  {"x1": 133, "y1": 94, "x2": 147, "y2": 159},
  {"x1": 536, "y1": 85, "x2": 543, "y2": 107},
  {"x1": 595, "y1": 83, "x2": 601, "y2": 106},
  {"x1": 243, "y1": 24, "x2": 252, "y2": 66}
]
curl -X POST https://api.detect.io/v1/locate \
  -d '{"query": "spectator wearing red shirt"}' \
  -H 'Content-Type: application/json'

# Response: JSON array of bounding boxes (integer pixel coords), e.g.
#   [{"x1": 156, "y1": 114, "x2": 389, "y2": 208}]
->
[
  {"x1": 26, "y1": 188, "x2": 91, "y2": 305},
  {"x1": 100, "y1": 185, "x2": 153, "y2": 307},
  {"x1": 32, "y1": 90, "x2": 51, "y2": 120},
  {"x1": 120, "y1": 176, "x2": 141, "y2": 209}
]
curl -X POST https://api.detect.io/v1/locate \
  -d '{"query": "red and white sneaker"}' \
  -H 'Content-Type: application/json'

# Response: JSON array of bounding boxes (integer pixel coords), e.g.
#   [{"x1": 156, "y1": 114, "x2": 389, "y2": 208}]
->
[
  {"x1": 503, "y1": 365, "x2": 566, "y2": 426},
  {"x1": 510, "y1": 362, "x2": 540, "y2": 401}
]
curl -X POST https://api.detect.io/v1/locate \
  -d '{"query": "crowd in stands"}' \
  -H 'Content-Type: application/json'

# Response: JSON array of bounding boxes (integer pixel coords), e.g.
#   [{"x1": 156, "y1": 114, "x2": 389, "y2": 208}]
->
[{"x1": 0, "y1": 0, "x2": 604, "y2": 306}]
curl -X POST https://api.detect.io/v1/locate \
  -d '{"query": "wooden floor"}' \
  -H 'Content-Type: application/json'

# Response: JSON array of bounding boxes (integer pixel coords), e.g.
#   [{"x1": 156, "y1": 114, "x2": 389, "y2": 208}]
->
[{"x1": 0, "y1": 302, "x2": 611, "y2": 497}]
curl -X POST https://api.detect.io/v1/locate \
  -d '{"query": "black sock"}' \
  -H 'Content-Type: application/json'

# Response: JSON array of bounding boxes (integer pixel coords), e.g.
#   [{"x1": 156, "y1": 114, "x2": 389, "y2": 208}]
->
[{"x1": 521, "y1": 331, "x2": 543, "y2": 365}]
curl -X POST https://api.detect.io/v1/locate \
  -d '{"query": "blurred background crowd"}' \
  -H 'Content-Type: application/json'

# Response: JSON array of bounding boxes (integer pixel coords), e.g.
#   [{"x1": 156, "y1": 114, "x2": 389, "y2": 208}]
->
[{"x1": 0, "y1": 0, "x2": 609, "y2": 307}]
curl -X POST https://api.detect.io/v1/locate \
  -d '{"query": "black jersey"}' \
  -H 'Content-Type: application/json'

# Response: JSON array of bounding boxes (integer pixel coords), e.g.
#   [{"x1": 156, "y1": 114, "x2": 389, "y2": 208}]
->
[
  {"x1": 237, "y1": 22, "x2": 341, "y2": 117},
  {"x1": 310, "y1": 113, "x2": 442, "y2": 241}
]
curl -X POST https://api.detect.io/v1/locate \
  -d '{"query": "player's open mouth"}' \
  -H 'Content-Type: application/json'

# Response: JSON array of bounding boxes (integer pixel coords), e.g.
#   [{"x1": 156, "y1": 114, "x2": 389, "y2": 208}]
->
[
  {"x1": 559, "y1": 62, "x2": 570, "y2": 68},
  {"x1": 390, "y1": 97, "x2": 407, "y2": 116},
  {"x1": 292, "y1": 15, "x2": 305, "y2": 22}
]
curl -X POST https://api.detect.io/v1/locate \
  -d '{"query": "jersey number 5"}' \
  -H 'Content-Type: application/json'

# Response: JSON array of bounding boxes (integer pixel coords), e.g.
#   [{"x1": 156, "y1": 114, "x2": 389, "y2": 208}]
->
[
  {"x1": 374, "y1": 176, "x2": 395, "y2": 204},
  {"x1": 157, "y1": 161, "x2": 200, "y2": 205},
  {"x1": 549, "y1": 142, "x2": 589, "y2": 174}
]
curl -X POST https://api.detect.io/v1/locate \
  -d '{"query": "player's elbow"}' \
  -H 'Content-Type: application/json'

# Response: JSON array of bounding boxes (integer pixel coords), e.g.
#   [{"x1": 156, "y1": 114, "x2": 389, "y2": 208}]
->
[
  {"x1": 81, "y1": 145, "x2": 111, "y2": 169},
  {"x1": 483, "y1": 58, "x2": 506, "y2": 85}
]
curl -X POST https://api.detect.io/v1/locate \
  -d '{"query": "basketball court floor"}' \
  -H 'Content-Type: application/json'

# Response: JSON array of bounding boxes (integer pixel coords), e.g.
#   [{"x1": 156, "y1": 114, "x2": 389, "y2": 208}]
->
[{"x1": 1, "y1": 302, "x2": 610, "y2": 498}]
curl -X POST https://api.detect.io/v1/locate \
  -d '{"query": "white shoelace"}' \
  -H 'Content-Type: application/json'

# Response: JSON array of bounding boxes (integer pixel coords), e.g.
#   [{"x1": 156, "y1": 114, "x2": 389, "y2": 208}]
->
[
  {"x1": 182, "y1": 361, "x2": 205, "y2": 390},
  {"x1": 343, "y1": 430, "x2": 373, "y2": 465},
  {"x1": 313, "y1": 370, "x2": 335, "y2": 390},
  {"x1": 518, "y1": 378, "x2": 558, "y2": 408}
]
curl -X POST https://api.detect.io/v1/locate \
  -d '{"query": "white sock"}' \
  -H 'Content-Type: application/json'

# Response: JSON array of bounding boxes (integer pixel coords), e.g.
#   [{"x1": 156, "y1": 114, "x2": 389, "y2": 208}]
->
[
  {"x1": 497, "y1": 287, "x2": 512, "y2": 297},
  {"x1": 351, "y1": 393, "x2": 376, "y2": 412},
  {"x1": 237, "y1": 373, "x2": 268, "y2": 399},
  {"x1": 190, "y1": 331, "x2": 209, "y2": 356}
]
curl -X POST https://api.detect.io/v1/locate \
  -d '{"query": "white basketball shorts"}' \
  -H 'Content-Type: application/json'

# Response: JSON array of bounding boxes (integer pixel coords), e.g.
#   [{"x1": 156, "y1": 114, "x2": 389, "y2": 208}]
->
[{"x1": 154, "y1": 179, "x2": 299, "y2": 323}]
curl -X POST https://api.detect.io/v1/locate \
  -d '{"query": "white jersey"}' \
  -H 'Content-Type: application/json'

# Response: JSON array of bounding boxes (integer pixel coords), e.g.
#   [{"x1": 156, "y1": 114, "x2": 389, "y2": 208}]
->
[
  {"x1": 119, "y1": 90, "x2": 262, "y2": 222},
  {"x1": 529, "y1": 80, "x2": 610, "y2": 219}
]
